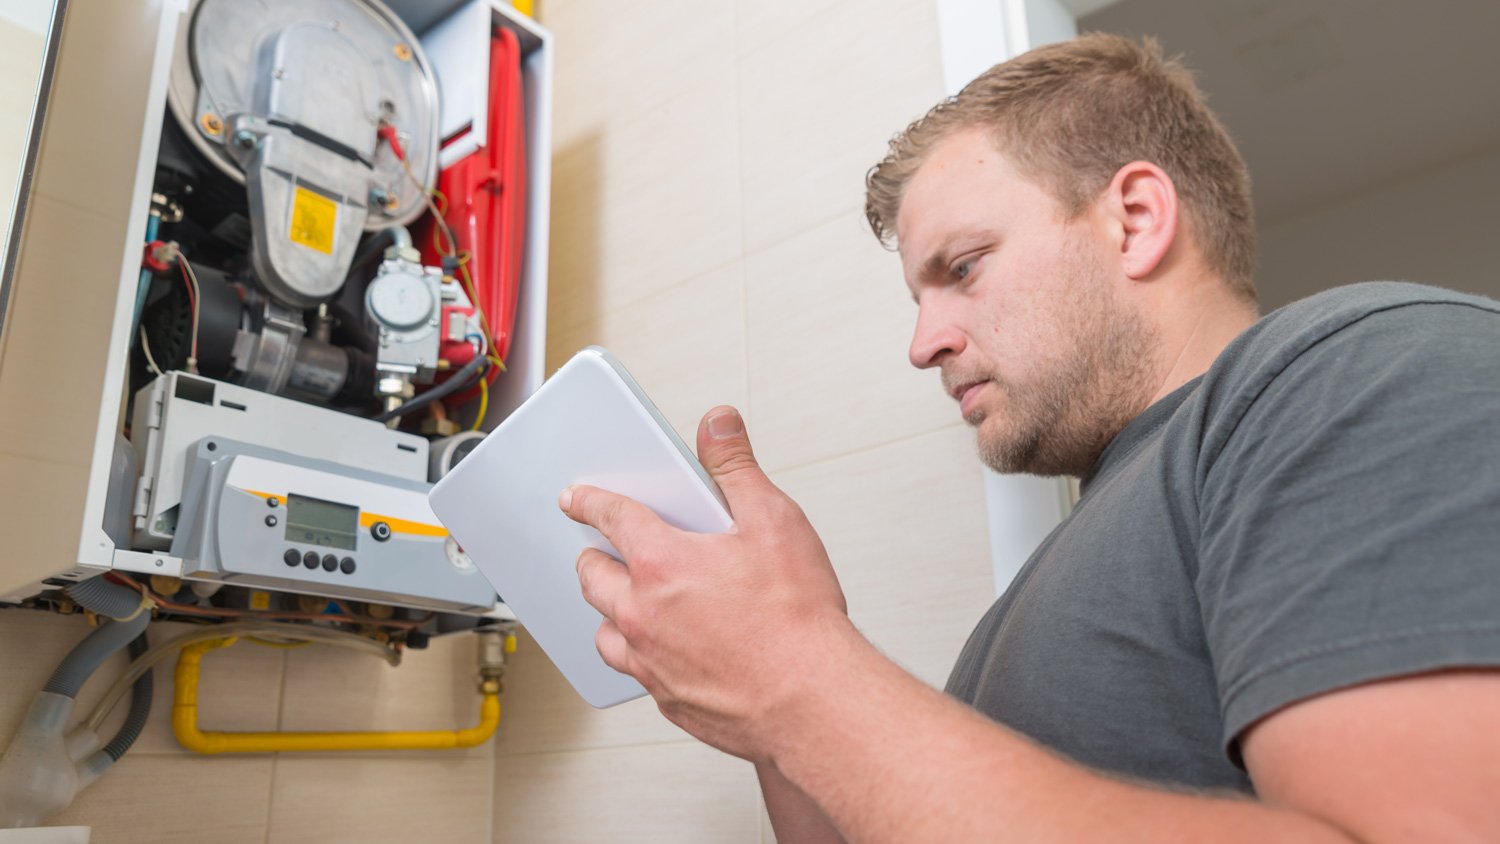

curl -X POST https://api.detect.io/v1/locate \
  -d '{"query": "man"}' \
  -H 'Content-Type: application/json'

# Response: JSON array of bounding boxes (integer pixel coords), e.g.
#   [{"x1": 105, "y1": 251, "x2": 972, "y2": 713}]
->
[{"x1": 560, "y1": 34, "x2": 1500, "y2": 842}]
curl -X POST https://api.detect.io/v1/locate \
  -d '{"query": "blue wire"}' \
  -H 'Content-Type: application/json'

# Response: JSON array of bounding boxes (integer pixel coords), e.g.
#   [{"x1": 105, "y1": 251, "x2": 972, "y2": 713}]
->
[{"x1": 130, "y1": 212, "x2": 161, "y2": 344}]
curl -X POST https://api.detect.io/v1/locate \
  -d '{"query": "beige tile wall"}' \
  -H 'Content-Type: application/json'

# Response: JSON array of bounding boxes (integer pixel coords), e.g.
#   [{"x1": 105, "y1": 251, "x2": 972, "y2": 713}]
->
[{"x1": 500, "y1": 1, "x2": 988, "y2": 841}]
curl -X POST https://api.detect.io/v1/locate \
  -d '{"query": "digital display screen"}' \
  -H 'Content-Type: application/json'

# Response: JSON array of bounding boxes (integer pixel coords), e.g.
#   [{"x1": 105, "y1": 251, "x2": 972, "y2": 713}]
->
[{"x1": 285, "y1": 494, "x2": 359, "y2": 551}]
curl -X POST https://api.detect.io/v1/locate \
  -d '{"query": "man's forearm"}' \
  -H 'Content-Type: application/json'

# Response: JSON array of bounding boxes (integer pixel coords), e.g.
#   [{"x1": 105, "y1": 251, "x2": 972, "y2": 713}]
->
[
  {"x1": 758, "y1": 762, "x2": 846, "y2": 843},
  {"x1": 768, "y1": 621, "x2": 1361, "y2": 844}
]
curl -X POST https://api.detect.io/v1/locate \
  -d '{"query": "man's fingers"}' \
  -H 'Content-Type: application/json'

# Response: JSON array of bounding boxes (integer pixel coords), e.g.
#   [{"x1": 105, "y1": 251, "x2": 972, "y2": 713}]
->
[
  {"x1": 594, "y1": 618, "x2": 631, "y2": 675},
  {"x1": 559, "y1": 484, "x2": 667, "y2": 560},
  {"x1": 576, "y1": 546, "x2": 630, "y2": 621},
  {"x1": 695, "y1": 406, "x2": 773, "y2": 513}
]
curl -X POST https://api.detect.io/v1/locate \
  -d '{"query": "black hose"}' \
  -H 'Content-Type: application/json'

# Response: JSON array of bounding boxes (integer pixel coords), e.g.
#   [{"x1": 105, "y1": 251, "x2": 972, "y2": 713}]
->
[
  {"x1": 346, "y1": 228, "x2": 401, "y2": 282},
  {"x1": 102, "y1": 630, "x2": 153, "y2": 762},
  {"x1": 373, "y1": 354, "x2": 490, "y2": 423}
]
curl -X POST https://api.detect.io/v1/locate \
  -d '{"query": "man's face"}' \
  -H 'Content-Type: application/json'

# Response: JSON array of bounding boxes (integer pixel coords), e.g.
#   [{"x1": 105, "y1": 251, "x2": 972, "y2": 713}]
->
[{"x1": 896, "y1": 128, "x2": 1157, "y2": 477}]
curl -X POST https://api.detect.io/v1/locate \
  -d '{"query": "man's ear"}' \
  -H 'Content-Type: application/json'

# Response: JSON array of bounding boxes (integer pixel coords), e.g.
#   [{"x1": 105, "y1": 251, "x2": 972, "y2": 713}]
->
[{"x1": 1102, "y1": 161, "x2": 1178, "y2": 281}]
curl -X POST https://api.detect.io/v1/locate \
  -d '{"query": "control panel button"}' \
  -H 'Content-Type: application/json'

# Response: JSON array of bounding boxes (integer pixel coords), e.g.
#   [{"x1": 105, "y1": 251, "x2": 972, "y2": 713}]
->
[
  {"x1": 321, "y1": 554, "x2": 338, "y2": 572},
  {"x1": 371, "y1": 521, "x2": 392, "y2": 542},
  {"x1": 283, "y1": 548, "x2": 300, "y2": 566},
  {"x1": 264, "y1": 514, "x2": 278, "y2": 527},
  {"x1": 302, "y1": 551, "x2": 319, "y2": 569},
  {"x1": 340, "y1": 557, "x2": 356, "y2": 575},
  {"x1": 267, "y1": 496, "x2": 280, "y2": 508}
]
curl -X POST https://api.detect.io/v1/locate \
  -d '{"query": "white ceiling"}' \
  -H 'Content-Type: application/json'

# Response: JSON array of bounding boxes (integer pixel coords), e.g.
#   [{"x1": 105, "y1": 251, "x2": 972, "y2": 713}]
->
[{"x1": 1079, "y1": 0, "x2": 1500, "y2": 225}]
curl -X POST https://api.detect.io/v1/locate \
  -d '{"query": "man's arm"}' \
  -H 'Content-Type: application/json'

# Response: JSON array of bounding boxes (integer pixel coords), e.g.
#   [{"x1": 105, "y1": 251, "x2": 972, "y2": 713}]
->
[
  {"x1": 758, "y1": 762, "x2": 845, "y2": 843},
  {"x1": 561, "y1": 406, "x2": 1500, "y2": 843},
  {"x1": 775, "y1": 616, "x2": 1500, "y2": 843}
]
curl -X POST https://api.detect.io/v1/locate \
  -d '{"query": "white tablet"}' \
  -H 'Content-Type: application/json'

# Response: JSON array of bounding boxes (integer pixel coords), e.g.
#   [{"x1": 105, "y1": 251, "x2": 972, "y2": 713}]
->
[{"x1": 428, "y1": 347, "x2": 733, "y2": 707}]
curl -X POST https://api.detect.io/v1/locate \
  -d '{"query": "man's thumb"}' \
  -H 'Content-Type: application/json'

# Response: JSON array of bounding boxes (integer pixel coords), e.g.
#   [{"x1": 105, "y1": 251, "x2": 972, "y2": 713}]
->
[{"x1": 696, "y1": 407, "x2": 767, "y2": 501}]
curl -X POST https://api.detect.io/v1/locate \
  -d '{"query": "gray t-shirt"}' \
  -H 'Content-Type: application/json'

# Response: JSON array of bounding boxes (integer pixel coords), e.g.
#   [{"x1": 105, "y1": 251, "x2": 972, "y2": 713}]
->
[{"x1": 945, "y1": 282, "x2": 1500, "y2": 794}]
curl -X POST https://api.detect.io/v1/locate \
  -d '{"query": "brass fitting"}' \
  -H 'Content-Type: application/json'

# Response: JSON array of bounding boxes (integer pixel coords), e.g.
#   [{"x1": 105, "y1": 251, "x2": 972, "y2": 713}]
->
[
  {"x1": 475, "y1": 629, "x2": 508, "y2": 695},
  {"x1": 421, "y1": 417, "x2": 461, "y2": 437}
]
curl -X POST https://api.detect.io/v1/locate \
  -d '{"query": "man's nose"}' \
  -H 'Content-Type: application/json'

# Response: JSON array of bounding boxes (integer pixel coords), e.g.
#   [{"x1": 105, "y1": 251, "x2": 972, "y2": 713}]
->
[{"x1": 909, "y1": 303, "x2": 965, "y2": 369}]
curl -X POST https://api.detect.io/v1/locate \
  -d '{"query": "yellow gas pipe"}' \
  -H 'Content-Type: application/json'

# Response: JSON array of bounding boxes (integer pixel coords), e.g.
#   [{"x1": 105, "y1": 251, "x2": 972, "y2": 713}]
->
[{"x1": 173, "y1": 636, "x2": 502, "y2": 754}]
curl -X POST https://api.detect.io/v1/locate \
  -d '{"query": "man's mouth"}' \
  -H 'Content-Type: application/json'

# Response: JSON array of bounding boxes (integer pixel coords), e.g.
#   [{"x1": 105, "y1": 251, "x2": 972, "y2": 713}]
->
[{"x1": 951, "y1": 380, "x2": 989, "y2": 416}]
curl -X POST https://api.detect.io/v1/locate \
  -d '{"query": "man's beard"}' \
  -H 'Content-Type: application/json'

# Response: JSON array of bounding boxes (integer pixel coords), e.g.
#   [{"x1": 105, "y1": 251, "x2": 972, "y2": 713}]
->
[{"x1": 966, "y1": 239, "x2": 1158, "y2": 478}]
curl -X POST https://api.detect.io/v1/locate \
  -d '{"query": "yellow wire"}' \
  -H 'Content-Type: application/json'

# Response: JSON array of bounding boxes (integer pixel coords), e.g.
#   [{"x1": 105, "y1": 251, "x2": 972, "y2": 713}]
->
[
  {"x1": 472, "y1": 373, "x2": 489, "y2": 432},
  {"x1": 401, "y1": 157, "x2": 506, "y2": 366},
  {"x1": 396, "y1": 152, "x2": 509, "y2": 432}
]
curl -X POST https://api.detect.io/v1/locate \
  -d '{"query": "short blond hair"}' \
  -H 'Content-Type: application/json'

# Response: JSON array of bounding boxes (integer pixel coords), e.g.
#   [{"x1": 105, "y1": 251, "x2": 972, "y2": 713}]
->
[{"x1": 865, "y1": 34, "x2": 1256, "y2": 301}]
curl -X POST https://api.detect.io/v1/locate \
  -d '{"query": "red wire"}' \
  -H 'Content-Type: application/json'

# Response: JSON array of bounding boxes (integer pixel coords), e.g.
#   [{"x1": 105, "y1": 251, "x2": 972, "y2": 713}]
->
[{"x1": 378, "y1": 124, "x2": 406, "y2": 162}]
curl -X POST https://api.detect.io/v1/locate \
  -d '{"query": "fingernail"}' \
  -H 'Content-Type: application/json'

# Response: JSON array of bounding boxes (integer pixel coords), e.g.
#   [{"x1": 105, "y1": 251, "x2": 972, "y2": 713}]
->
[
  {"x1": 708, "y1": 410, "x2": 743, "y2": 439},
  {"x1": 559, "y1": 486, "x2": 574, "y2": 511}
]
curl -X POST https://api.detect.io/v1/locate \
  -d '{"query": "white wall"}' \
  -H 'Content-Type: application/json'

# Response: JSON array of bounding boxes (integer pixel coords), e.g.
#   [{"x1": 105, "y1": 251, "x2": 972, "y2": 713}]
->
[
  {"x1": 0, "y1": 14, "x2": 45, "y2": 268},
  {"x1": 1257, "y1": 144, "x2": 1500, "y2": 310}
]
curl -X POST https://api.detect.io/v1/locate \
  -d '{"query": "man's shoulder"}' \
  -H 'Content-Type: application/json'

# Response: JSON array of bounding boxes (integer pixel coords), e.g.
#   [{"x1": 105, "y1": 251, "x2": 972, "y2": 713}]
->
[
  {"x1": 1209, "y1": 281, "x2": 1500, "y2": 387},
  {"x1": 1183, "y1": 281, "x2": 1500, "y2": 468},
  {"x1": 1263, "y1": 280, "x2": 1498, "y2": 334}
]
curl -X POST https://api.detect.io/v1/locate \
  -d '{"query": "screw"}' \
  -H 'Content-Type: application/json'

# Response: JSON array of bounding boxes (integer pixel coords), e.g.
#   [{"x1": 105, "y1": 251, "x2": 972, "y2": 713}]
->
[
  {"x1": 232, "y1": 130, "x2": 257, "y2": 150},
  {"x1": 200, "y1": 112, "x2": 224, "y2": 136},
  {"x1": 370, "y1": 187, "x2": 392, "y2": 207}
]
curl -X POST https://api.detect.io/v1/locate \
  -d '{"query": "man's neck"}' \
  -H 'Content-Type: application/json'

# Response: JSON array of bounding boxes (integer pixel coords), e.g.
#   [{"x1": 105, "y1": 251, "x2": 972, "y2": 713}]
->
[{"x1": 1147, "y1": 287, "x2": 1258, "y2": 405}]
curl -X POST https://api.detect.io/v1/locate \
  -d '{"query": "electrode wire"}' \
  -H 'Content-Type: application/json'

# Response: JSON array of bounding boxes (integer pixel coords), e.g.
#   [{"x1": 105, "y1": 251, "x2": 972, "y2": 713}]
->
[
  {"x1": 176, "y1": 250, "x2": 202, "y2": 372},
  {"x1": 139, "y1": 326, "x2": 164, "y2": 376}
]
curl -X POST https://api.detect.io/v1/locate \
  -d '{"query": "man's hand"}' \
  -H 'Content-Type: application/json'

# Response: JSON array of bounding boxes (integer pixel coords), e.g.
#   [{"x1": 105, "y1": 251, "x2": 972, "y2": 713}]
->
[{"x1": 560, "y1": 406, "x2": 852, "y2": 762}]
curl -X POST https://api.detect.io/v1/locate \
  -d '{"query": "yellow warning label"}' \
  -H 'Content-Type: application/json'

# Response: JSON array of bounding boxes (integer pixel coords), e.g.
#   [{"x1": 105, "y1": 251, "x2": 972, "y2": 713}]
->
[
  {"x1": 288, "y1": 186, "x2": 337, "y2": 255},
  {"x1": 249, "y1": 590, "x2": 271, "y2": 611}
]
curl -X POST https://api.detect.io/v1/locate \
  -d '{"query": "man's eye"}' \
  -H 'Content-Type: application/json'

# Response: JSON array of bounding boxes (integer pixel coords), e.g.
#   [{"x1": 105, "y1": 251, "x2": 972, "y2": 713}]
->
[{"x1": 952, "y1": 260, "x2": 974, "y2": 281}]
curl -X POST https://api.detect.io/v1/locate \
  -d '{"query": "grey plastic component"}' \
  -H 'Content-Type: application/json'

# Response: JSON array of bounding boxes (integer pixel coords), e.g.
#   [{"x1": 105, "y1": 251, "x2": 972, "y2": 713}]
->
[
  {"x1": 130, "y1": 372, "x2": 428, "y2": 551},
  {"x1": 172, "y1": 437, "x2": 493, "y2": 612},
  {"x1": 366, "y1": 256, "x2": 443, "y2": 379},
  {"x1": 232, "y1": 300, "x2": 307, "y2": 392},
  {"x1": 428, "y1": 431, "x2": 485, "y2": 482}
]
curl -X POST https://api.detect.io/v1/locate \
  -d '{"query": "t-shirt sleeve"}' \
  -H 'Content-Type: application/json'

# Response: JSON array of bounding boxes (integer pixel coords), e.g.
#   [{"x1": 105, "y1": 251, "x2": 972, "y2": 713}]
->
[{"x1": 1195, "y1": 300, "x2": 1500, "y2": 762}]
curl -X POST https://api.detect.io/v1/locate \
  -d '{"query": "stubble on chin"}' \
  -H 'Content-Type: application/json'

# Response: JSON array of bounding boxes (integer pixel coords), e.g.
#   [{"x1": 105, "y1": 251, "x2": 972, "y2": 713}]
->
[{"x1": 971, "y1": 252, "x2": 1158, "y2": 479}]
